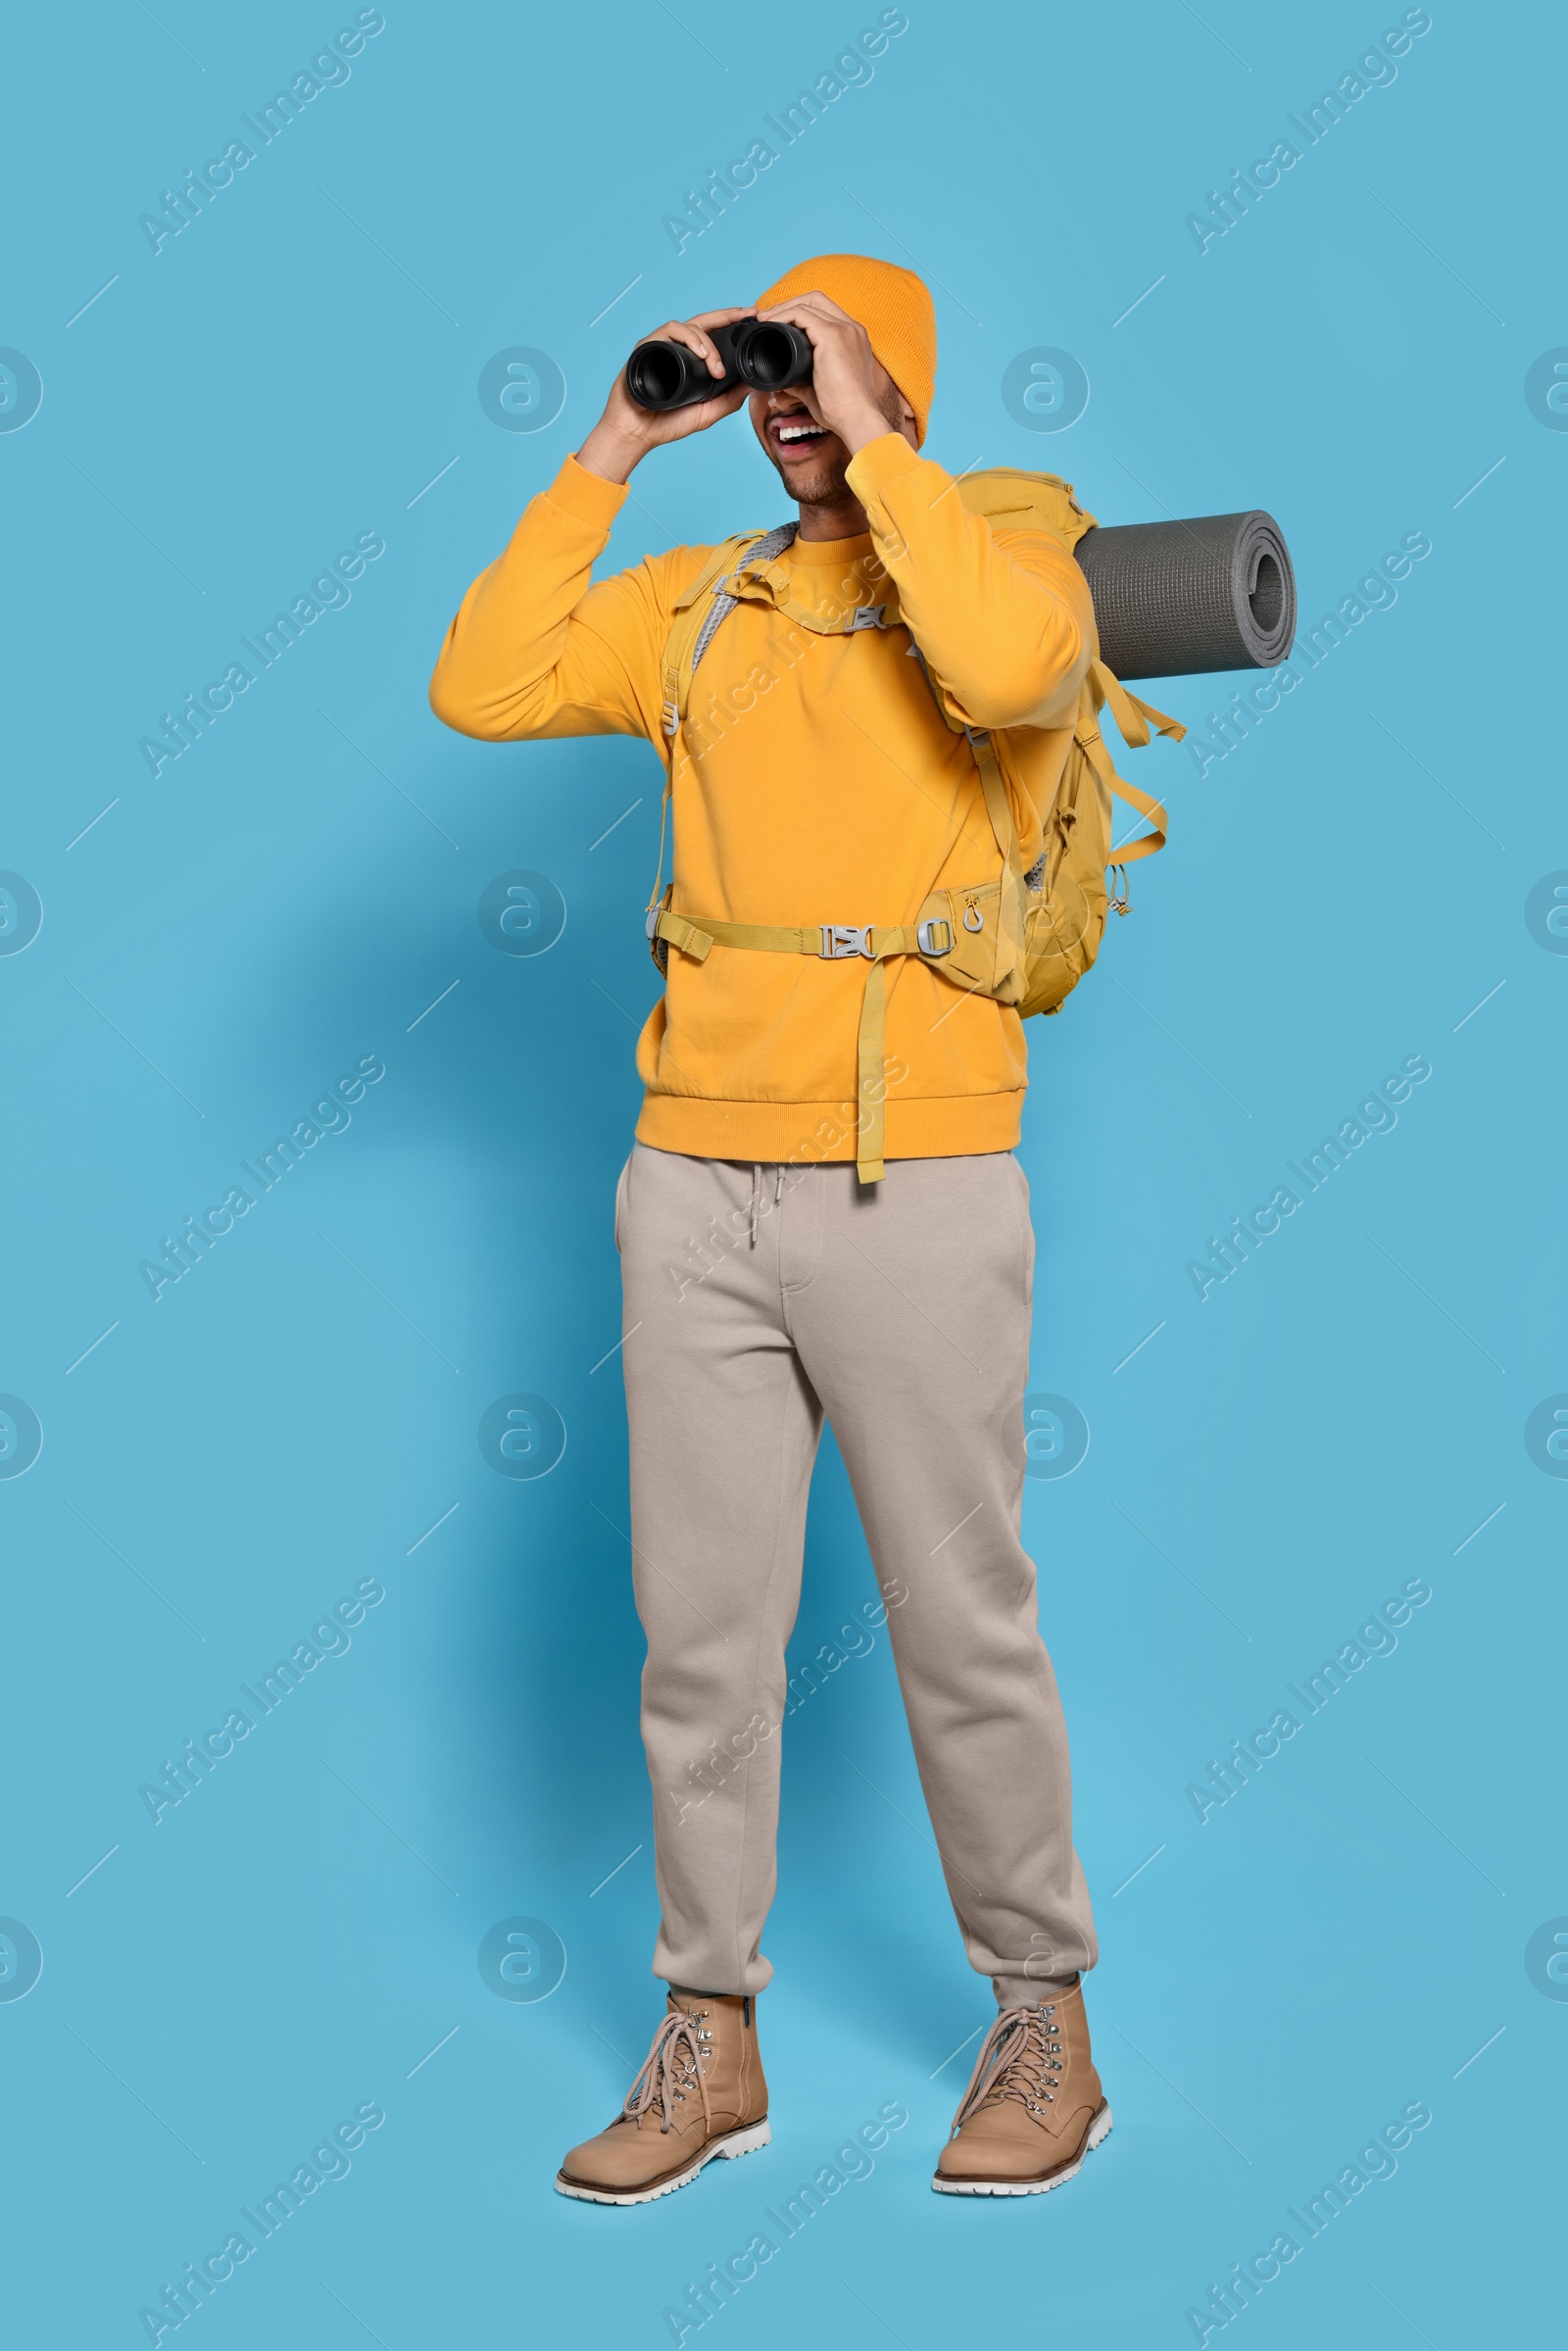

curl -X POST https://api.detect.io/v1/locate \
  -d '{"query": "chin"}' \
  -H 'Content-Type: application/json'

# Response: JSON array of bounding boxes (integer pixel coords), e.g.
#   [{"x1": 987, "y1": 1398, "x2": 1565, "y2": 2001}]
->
[{"x1": 775, "y1": 458, "x2": 852, "y2": 507}]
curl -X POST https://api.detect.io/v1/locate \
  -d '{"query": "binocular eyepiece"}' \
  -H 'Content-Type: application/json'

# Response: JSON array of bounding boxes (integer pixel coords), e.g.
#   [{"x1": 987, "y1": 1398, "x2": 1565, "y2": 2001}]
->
[{"x1": 624, "y1": 318, "x2": 813, "y2": 412}]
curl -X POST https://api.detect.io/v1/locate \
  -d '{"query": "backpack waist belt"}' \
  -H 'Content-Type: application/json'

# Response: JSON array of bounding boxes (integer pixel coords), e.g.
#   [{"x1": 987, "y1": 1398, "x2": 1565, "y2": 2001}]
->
[{"x1": 647, "y1": 907, "x2": 962, "y2": 1185}]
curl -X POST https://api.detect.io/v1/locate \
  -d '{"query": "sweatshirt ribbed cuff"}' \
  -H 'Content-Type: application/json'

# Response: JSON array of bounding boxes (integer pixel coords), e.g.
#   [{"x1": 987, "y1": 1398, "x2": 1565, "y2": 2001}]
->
[
  {"x1": 542, "y1": 452, "x2": 630, "y2": 530},
  {"x1": 844, "y1": 430, "x2": 927, "y2": 508}
]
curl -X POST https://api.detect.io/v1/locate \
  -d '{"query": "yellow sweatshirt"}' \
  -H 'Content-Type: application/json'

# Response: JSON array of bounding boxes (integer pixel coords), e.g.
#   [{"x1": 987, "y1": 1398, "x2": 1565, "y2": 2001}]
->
[{"x1": 429, "y1": 432, "x2": 1094, "y2": 1162}]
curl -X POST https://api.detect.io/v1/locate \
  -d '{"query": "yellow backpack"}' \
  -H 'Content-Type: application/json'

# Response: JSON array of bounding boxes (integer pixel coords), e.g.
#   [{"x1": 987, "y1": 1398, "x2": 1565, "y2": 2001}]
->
[{"x1": 647, "y1": 467, "x2": 1185, "y2": 1180}]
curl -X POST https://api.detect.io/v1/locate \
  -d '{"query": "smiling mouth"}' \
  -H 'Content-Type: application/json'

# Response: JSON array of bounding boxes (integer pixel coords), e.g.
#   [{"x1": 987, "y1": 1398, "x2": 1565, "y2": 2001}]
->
[{"x1": 769, "y1": 415, "x2": 830, "y2": 452}]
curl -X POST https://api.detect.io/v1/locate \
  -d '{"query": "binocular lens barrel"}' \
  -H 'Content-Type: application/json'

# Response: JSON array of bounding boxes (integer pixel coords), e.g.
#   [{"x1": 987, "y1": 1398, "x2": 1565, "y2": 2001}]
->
[
  {"x1": 736, "y1": 323, "x2": 804, "y2": 388},
  {"x1": 624, "y1": 341, "x2": 708, "y2": 410},
  {"x1": 624, "y1": 318, "x2": 813, "y2": 411}
]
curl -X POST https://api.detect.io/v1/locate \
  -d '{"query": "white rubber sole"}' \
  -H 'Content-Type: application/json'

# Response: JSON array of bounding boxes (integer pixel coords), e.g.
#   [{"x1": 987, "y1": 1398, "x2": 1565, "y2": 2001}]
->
[
  {"x1": 931, "y1": 2101, "x2": 1113, "y2": 2196},
  {"x1": 555, "y1": 2118, "x2": 771, "y2": 2206}
]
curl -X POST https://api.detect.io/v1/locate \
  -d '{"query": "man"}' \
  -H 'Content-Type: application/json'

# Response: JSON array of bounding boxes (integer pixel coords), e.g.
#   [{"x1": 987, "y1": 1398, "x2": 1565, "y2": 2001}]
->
[{"x1": 430, "y1": 254, "x2": 1108, "y2": 2202}]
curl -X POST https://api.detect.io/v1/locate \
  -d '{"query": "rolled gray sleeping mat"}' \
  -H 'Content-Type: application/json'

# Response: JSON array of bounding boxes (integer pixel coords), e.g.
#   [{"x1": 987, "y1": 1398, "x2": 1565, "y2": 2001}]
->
[{"x1": 1072, "y1": 510, "x2": 1295, "y2": 681}]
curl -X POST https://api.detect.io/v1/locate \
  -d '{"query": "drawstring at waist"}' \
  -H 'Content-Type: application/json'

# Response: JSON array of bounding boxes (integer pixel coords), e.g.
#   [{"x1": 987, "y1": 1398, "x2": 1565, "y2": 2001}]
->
[{"x1": 747, "y1": 1164, "x2": 788, "y2": 1248}]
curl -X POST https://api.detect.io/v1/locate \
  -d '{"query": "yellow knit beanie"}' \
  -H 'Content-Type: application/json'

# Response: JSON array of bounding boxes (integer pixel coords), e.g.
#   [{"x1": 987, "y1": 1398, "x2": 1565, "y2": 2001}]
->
[{"x1": 756, "y1": 253, "x2": 937, "y2": 446}]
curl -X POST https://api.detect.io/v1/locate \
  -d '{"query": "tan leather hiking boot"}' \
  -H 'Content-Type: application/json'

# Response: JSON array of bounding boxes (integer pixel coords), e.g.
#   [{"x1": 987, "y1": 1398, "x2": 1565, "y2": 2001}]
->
[
  {"x1": 555, "y1": 1988, "x2": 769, "y2": 2205},
  {"x1": 933, "y1": 1982, "x2": 1111, "y2": 2195}
]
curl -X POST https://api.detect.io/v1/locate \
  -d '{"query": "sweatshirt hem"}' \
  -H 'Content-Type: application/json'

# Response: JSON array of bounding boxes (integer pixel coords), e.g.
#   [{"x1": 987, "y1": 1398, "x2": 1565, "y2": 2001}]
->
[{"x1": 634, "y1": 1090, "x2": 1024, "y2": 1162}]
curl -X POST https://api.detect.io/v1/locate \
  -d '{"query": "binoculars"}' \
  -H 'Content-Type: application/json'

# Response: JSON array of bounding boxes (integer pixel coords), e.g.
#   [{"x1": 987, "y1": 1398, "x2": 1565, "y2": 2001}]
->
[{"x1": 624, "y1": 318, "x2": 813, "y2": 412}]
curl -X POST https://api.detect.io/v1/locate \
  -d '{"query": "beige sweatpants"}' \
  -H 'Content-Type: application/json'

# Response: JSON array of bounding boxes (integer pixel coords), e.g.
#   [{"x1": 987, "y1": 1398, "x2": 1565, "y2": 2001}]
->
[{"x1": 615, "y1": 1142, "x2": 1097, "y2": 2011}]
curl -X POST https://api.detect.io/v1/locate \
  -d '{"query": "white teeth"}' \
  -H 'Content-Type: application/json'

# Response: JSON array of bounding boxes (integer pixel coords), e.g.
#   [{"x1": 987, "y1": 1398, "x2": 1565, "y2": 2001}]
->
[{"x1": 776, "y1": 423, "x2": 823, "y2": 443}]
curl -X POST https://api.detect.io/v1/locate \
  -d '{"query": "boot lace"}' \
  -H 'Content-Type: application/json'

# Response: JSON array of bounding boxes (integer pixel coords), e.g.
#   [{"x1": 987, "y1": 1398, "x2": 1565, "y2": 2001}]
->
[
  {"x1": 950, "y1": 2002, "x2": 1063, "y2": 2134},
  {"x1": 621, "y1": 2006, "x2": 712, "y2": 2136}
]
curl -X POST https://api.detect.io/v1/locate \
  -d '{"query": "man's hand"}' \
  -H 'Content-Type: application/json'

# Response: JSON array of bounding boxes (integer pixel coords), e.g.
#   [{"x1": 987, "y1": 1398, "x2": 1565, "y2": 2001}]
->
[
  {"x1": 577, "y1": 309, "x2": 753, "y2": 485},
  {"x1": 752, "y1": 290, "x2": 895, "y2": 456}
]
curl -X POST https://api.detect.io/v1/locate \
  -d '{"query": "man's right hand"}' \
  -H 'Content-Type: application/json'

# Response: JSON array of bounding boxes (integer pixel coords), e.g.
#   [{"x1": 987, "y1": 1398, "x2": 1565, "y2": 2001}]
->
[{"x1": 576, "y1": 309, "x2": 753, "y2": 485}]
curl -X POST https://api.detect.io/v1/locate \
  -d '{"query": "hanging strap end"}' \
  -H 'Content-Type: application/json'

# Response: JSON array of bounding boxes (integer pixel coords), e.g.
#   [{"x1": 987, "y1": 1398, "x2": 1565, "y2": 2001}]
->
[{"x1": 653, "y1": 911, "x2": 713, "y2": 961}]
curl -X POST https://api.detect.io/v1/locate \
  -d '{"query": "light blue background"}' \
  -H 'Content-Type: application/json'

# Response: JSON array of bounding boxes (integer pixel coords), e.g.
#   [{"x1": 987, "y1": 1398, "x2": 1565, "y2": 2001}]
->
[{"x1": 3, "y1": 2, "x2": 1561, "y2": 2343}]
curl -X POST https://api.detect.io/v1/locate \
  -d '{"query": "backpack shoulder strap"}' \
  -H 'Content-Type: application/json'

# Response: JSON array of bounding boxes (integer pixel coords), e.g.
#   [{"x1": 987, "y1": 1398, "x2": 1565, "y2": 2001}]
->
[
  {"x1": 905, "y1": 639, "x2": 1025, "y2": 880},
  {"x1": 659, "y1": 523, "x2": 799, "y2": 740},
  {"x1": 647, "y1": 524, "x2": 798, "y2": 932}
]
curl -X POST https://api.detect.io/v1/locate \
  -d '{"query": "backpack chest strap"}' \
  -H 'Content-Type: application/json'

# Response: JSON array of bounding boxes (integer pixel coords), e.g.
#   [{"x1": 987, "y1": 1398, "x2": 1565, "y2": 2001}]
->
[{"x1": 755, "y1": 587, "x2": 902, "y2": 639}]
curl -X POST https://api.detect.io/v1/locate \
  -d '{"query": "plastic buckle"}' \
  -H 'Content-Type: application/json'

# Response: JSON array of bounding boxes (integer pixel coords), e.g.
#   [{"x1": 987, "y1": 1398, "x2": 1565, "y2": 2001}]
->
[
  {"x1": 916, "y1": 919, "x2": 952, "y2": 956},
  {"x1": 821, "y1": 924, "x2": 874, "y2": 959},
  {"x1": 849, "y1": 605, "x2": 887, "y2": 631},
  {"x1": 662, "y1": 701, "x2": 679, "y2": 736},
  {"x1": 645, "y1": 907, "x2": 661, "y2": 940}
]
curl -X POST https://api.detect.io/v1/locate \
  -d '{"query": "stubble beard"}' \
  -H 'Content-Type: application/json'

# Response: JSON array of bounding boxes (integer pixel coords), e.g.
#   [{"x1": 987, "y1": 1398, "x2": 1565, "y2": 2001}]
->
[
  {"x1": 771, "y1": 444, "x2": 855, "y2": 513},
  {"x1": 761, "y1": 384, "x2": 908, "y2": 519}
]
